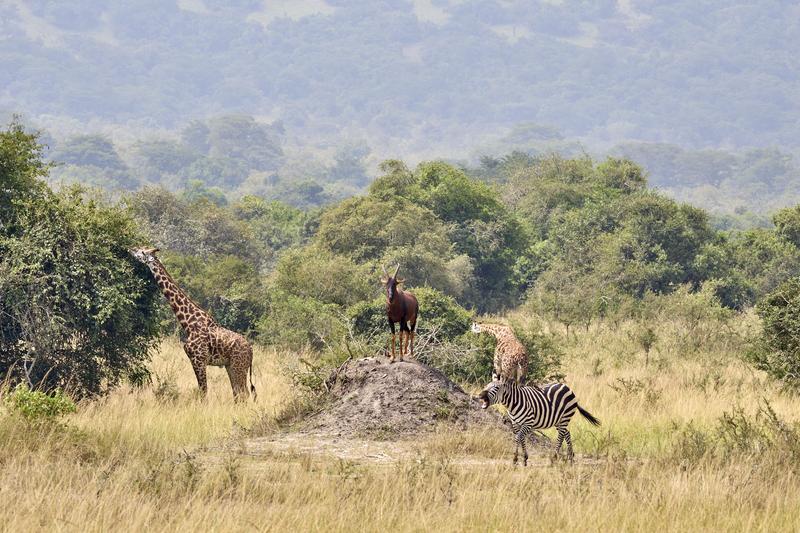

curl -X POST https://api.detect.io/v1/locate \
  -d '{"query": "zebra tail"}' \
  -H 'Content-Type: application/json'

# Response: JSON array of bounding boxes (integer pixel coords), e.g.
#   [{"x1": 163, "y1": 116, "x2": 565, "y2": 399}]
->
[{"x1": 577, "y1": 404, "x2": 600, "y2": 426}]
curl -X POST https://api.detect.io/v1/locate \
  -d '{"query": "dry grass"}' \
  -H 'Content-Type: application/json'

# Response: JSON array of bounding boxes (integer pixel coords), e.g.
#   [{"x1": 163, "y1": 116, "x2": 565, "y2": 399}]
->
[{"x1": 2, "y1": 316, "x2": 800, "y2": 532}]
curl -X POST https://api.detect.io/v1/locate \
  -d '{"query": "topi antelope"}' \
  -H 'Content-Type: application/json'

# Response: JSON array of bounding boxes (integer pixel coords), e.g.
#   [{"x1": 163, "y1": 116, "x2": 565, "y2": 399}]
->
[{"x1": 381, "y1": 264, "x2": 419, "y2": 363}]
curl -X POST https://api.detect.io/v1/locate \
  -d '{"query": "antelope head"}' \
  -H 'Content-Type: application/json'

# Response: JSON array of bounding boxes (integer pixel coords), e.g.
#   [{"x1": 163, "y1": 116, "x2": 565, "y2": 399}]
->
[{"x1": 380, "y1": 264, "x2": 404, "y2": 303}]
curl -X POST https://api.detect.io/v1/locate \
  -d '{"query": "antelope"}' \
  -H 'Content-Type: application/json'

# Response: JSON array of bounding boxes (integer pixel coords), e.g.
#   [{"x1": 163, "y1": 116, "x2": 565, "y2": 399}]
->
[{"x1": 381, "y1": 264, "x2": 419, "y2": 363}]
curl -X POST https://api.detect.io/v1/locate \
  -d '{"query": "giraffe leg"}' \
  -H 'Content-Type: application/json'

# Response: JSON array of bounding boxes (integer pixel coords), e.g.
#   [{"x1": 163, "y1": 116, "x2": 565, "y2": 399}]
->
[
  {"x1": 225, "y1": 364, "x2": 248, "y2": 403},
  {"x1": 190, "y1": 362, "x2": 208, "y2": 397},
  {"x1": 184, "y1": 343, "x2": 209, "y2": 397}
]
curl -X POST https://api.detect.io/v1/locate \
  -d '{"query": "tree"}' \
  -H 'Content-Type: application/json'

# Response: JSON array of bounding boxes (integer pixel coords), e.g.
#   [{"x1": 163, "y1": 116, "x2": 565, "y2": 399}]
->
[
  {"x1": 371, "y1": 160, "x2": 529, "y2": 310},
  {"x1": 313, "y1": 195, "x2": 473, "y2": 299},
  {"x1": 206, "y1": 115, "x2": 284, "y2": 171},
  {"x1": 773, "y1": 205, "x2": 800, "y2": 248},
  {"x1": 0, "y1": 124, "x2": 161, "y2": 396},
  {"x1": 52, "y1": 134, "x2": 126, "y2": 171},
  {"x1": 133, "y1": 139, "x2": 199, "y2": 182},
  {"x1": 752, "y1": 277, "x2": 800, "y2": 385}
]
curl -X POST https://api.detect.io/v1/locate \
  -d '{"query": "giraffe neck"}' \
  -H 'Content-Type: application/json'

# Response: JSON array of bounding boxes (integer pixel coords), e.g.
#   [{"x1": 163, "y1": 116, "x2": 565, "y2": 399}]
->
[
  {"x1": 479, "y1": 323, "x2": 512, "y2": 338},
  {"x1": 147, "y1": 258, "x2": 214, "y2": 332}
]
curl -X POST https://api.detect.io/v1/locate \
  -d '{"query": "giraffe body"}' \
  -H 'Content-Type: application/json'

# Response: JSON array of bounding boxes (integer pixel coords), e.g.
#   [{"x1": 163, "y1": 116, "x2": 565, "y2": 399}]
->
[
  {"x1": 471, "y1": 322, "x2": 528, "y2": 383},
  {"x1": 131, "y1": 247, "x2": 255, "y2": 401}
]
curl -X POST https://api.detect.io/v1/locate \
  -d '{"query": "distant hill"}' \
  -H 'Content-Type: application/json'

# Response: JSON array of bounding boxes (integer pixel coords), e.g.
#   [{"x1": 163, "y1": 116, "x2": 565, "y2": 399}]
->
[{"x1": 2, "y1": 0, "x2": 799, "y2": 158}]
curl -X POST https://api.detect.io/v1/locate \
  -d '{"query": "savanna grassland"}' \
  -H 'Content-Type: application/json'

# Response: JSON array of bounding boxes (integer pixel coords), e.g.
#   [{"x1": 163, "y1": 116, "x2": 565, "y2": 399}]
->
[{"x1": 3, "y1": 311, "x2": 800, "y2": 533}]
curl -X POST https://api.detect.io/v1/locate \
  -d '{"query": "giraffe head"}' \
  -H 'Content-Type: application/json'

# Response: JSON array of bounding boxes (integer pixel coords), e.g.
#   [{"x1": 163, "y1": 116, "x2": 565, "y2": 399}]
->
[
  {"x1": 470, "y1": 322, "x2": 482, "y2": 334},
  {"x1": 130, "y1": 246, "x2": 160, "y2": 267}
]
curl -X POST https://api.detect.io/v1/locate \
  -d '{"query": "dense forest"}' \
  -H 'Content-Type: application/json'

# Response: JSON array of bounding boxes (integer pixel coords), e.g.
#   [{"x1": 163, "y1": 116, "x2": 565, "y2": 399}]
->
[
  {"x1": 22, "y1": 112, "x2": 800, "y2": 224},
  {"x1": 4, "y1": 121, "x2": 800, "y2": 394},
  {"x1": 3, "y1": 1, "x2": 798, "y2": 152},
  {"x1": 3, "y1": 1, "x2": 800, "y2": 218}
]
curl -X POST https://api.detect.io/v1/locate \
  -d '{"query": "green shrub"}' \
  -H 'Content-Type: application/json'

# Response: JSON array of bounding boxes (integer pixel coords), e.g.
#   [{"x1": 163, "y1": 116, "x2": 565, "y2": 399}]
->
[
  {"x1": 751, "y1": 276, "x2": 800, "y2": 384},
  {"x1": 256, "y1": 291, "x2": 346, "y2": 350},
  {"x1": 510, "y1": 320, "x2": 564, "y2": 382},
  {"x1": 416, "y1": 334, "x2": 495, "y2": 384},
  {"x1": 669, "y1": 402, "x2": 800, "y2": 468},
  {"x1": 3, "y1": 384, "x2": 77, "y2": 422},
  {"x1": 0, "y1": 123, "x2": 162, "y2": 396}
]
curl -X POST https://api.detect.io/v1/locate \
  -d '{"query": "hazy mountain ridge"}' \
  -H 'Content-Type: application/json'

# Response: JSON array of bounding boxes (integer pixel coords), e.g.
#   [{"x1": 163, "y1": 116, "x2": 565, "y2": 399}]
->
[{"x1": 2, "y1": 0, "x2": 799, "y2": 157}]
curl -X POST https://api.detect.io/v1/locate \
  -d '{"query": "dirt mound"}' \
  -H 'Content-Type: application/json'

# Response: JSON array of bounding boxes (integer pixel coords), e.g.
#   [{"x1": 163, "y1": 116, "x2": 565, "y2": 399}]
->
[{"x1": 300, "y1": 356, "x2": 503, "y2": 439}]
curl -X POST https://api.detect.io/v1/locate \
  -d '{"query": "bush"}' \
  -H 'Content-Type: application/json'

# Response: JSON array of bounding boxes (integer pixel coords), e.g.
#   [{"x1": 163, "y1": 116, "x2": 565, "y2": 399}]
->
[
  {"x1": 270, "y1": 246, "x2": 373, "y2": 307},
  {"x1": 751, "y1": 277, "x2": 800, "y2": 384},
  {"x1": 3, "y1": 384, "x2": 77, "y2": 422},
  {"x1": 670, "y1": 402, "x2": 800, "y2": 468},
  {"x1": 162, "y1": 252, "x2": 266, "y2": 334},
  {"x1": 0, "y1": 124, "x2": 162, "y2": 396},
  {"x1": 256, "y1": 291, "x2": 346, "y2": 350},
  {"x1": 415, "y1": 334, "x2": 495, "y2": 384},
  {"x1": 509, "y1": 319, "x2": 564, "y2": 382}
]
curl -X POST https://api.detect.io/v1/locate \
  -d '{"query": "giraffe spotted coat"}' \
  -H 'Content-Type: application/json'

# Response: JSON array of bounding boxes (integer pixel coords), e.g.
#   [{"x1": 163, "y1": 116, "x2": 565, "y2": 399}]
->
[
  {"x1": 131, "y1": 247, "x2": 255, "y2": 401},
  {"x1": 471, "y1": 322, "x2": 528, "y2": 383}
]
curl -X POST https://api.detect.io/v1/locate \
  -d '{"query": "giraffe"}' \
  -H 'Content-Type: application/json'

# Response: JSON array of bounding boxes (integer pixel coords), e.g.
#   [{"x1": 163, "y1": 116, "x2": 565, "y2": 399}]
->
[
  {"x1": 130, "y1": 247, "x2": 256, "y2": 402},
  {"x1": 471, "y1": 322, "x2": 528, "y2": 384}
]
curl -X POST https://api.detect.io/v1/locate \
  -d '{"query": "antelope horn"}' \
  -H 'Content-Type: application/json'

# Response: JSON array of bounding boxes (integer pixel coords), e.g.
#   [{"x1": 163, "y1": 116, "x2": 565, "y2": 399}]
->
[
  {"x1": 393, "y1": 264, "x2": 400, "y2": 278},
  {"x1": 382, "y1": 264, "x2": 388, "y2": 276}
]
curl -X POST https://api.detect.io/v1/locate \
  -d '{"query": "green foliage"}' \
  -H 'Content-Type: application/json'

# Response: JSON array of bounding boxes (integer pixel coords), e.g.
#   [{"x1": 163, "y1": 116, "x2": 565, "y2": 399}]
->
[
  {"x1": 671, "y1": 402, "x2": 800, "y2": 468},
  {"x1": 314, "y1": 195, "x2": 473, "y2": 299},
  {"x1": 0, "y1": 124, "x2": 161, "y2": 396},
  {"x1": 270, "y1": 246, "x2": 372, "y2": 307},
  {"x1": 3, "y1": 384, "x2": 76, "y2": 422},
  {"x1": 752, "y1": 277, "x2": 800, "y2": 385},
  {"x1": 369, "y1": 162, "x2": 529, "y2": 310},
  {"x1": 725, "y1": 229, "x2": 800, "y2": 302},
  {"x1": 256, "y1": 291, "x2": 345, "y2": 351},
  {"x1": 773, "y1": 205, "x2": 800, "y2": 248},
  {"x1": 52, "y1": 134, "x2": 126, "y2": 171},
  {"x1": 507, "y1": 319, "x2": 564, "y2": 382},
  {"x1": 416, "y1": 334, "x2": 495, "y2": 385}
]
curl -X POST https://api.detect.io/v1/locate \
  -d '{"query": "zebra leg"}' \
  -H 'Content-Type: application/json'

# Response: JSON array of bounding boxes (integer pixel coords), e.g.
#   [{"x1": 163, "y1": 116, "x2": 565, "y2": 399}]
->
[
  {"x1": 553, "y1": 427, "x2": 567, "y2": 460},
  {"x1": 513, "y1": 431, "x2": 525, "y2": 466},
  {"x1": 565, "y1": 430, "x2": 574, "y2": 462},
  {"x1": 520, "y1": 433, "x2": 528, "y2": 466}
]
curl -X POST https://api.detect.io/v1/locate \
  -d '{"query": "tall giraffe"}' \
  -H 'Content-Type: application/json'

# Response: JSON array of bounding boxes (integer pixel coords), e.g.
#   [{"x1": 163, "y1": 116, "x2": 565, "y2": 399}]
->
[
  {"x1": 131, "y1": 247, "x2": 255, "y2": 402},
  {"x1": 471, "y1": 322, "x2": 528, "y2": 384}
]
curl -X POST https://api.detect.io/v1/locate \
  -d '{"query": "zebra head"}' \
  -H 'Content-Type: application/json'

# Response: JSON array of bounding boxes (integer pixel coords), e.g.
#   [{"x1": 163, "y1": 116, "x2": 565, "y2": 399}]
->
[{"x1": 476, "y1": 380, "x2": 502, "y2": 409}]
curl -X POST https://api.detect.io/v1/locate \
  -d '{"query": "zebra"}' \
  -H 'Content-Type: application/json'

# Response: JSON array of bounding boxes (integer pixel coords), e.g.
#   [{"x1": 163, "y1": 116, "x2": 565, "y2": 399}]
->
[{"x1": 476, "y1": 379, "x2": 600, "y2": 465}]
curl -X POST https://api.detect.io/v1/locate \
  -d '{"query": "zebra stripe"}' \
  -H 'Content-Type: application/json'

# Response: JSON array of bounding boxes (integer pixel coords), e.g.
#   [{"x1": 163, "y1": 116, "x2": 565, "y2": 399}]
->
[{"x1": 477, "y1": 380, "x2": 600, "y2": 465}]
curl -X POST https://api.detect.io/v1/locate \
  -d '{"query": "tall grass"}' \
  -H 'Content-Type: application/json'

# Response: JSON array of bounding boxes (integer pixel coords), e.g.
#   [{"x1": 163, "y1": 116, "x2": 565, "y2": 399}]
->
[{"x1": 2, "y1": 314, "x2": 799, "y2": 532}]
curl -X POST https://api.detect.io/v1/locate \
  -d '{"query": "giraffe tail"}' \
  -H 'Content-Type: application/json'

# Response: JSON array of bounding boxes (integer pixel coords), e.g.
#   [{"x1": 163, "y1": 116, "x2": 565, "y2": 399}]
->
[{"x1": 249, "y1": 360, "x2": 257, "y2": 402}]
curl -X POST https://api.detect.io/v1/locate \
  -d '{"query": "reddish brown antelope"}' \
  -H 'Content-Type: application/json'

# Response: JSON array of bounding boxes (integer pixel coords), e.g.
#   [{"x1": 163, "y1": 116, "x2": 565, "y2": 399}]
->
[{"x1": 381, "y1": 264, "x2": 419, "y2": 362}]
